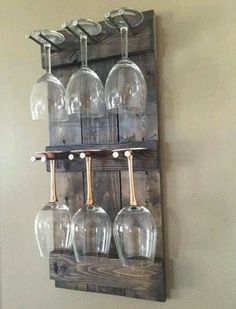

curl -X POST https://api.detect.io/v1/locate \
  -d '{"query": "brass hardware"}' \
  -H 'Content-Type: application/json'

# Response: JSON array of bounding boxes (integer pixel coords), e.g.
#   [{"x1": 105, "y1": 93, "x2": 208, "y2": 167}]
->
[
  {"x1": 49, "y1": 159, "x2": 58, "y2": 203},
  {"x1": 85, "y1": 156, "x2": 93, "y2": 206},
  {"x1": 127, "y1": 151, "x2": 137, "y2": 206}
]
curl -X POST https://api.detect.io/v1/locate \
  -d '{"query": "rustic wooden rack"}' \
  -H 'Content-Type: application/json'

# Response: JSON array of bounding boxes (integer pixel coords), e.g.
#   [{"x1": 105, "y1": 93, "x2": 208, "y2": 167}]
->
[{"x1": 39, "y1": 9, "x2": 166, "y2": 302}]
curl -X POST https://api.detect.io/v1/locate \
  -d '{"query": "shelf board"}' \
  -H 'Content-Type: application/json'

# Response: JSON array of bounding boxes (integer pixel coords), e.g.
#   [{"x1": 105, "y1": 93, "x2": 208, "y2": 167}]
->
[
  {"x1": 50, "y1": 251, "x2": 166, "y2": 302},
  {"x1": 46, "y1": 140, "x2": 159, "y2": 172}
]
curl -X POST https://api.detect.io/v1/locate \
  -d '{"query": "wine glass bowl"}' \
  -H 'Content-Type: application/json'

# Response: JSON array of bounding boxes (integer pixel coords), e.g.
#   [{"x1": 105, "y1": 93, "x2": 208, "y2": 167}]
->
[
  {"x1": 113, "y1": 150, "x2": 157, "y2": 268},
  {"x1": 105, "y1": 8, "x2": 146, "y2": 114},
  {"x1": 35, "y1": 202, "x2": 71, "y2": 258},
  {"x1": 64, "y1": 19, "x2": 105, "y2": 118},
  {"x1": 105, "y1": 59, "x2": 146, "y2": 113},
  {"x1": 66, "y1": 67, "x2": 104, "y2": 118},
  {"x1": 113, "y1": 204, "x2": 157, "y2": 268},
  {"x1": 71, "y1": 155, "x2": 112, "y2": 262},
  {"x1": 72, "y1": 204, "x2": 112, "y2": 262},
  {"x1": 28, "y1": 30, "x2": 68, "y2": 122},
  {"x1": 31, "y1": 73, "x2": 68, "y2": 121},
  {"x1": 34, "y1": 158, "x2": 71, "y2": 258}
]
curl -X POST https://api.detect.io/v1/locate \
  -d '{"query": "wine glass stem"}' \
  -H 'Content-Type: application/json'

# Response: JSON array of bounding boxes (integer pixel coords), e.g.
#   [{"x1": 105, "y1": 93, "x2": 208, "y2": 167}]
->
[
  {"x1": 50, "y1": 160, "x2": 57, "y2": 203},
  {"x1": 120, "y1": 26, "x2": 128, "y2": 60},
  {"x1": 85, "y1": 156, "x2": 93, "y2": 206},
  {"x1": 45, "y1": 44, "x2": 51, "y2": 74},
  {"x1": 128, "y1": 154, "x2": 137, "y2": 206},
  {"x1": 80, "y1": 33, "x2": 88, "y2": 67}
]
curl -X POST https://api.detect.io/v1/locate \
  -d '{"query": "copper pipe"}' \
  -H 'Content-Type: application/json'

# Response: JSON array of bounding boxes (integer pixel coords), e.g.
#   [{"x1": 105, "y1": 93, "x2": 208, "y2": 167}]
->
[
  {"x1": 85, "y1": 156, "x2": 93, "y2": 206},
  {"x1": 127, "y1": 153, "x2": 137, "y2": 206},
  {"x1": 49, "y1": 159, "x2": 58, "y2": 203}
]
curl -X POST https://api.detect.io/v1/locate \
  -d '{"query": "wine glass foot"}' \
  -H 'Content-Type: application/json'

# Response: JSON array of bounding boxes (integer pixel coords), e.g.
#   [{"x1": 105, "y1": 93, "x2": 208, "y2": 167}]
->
[{"x1": 105, "y1": 7, "x2": 144, "y2": 30}]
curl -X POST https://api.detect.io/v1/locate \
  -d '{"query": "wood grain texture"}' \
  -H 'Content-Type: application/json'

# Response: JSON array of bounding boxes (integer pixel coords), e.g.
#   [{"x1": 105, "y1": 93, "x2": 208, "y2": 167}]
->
[
  {"x1": 42, "y1": 10, "x2": 155, "y2": 69},
  {"x1": 118, "y1": 51, "x2": 165, "y2": 299},
  {"x1": 47, "y1": 9, "x2": 166, "y2": 302},
  {"x1": 80, "y1": 59, "x2": 123, "y2": 294},
  {"x1": 46, "y1": 140, "x2": 159, "y2": 172},
  {"x1": 50, "y1": 252, "x2": 165, "y2": 301}
]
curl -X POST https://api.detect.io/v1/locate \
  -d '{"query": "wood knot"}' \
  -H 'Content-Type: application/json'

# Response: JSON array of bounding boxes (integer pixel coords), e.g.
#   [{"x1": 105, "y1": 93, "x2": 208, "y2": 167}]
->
[{"x1": 54, "y1": 261, "x2": 67, "y2": 277}]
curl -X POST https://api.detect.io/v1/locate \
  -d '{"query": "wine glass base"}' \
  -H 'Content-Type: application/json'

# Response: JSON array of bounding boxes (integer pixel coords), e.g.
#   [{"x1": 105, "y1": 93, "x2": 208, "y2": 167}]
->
[
  {"x1": 105, "y1": 7, "x2": 144, "y2": 29},
  {"x1": 64, "y1": 19, "x2": 102, "y2": 37},
  {"x1": 30, "y1": 30, "x2": 65, "y2": 44},
  {"x1": 122, "y1": 256, "x2": 154, "y2": 268},
  {"x1": 75, "y1": 253, "x2": 109, "y2": 263}
]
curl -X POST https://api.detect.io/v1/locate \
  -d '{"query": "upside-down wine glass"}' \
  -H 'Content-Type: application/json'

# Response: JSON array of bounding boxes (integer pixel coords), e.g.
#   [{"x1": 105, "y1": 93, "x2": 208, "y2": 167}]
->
[
  {"x1": 29, "y1": 30, "x2": 68, "y2": 121},
  {"x1": 71, "y1": 153, "x2": 112, "y2": 262},
  {"x1": 34, "y1": 154, "x2": 71, "y2": 258},
  {"x1": 113, "y1": 150, "x2": 157, "y2": 267},
  {"x1": 105, "y1": 8, "x2": 147, "y2": 114},
  {"x1": 64, "y1": 19, "x2": 105, "y2": 118}
]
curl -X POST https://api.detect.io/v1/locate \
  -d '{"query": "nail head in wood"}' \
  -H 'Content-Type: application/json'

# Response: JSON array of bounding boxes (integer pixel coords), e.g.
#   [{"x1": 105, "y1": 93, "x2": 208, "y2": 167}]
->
[
  {"x1": 80, "y1": 152, "x2": 86, "y2": 159},
  {"x1": 68, "y1": 154, "x2": 74, "y2": 161},
  {"x1": 124, "y1": 150, "x2": 131, "y2": 157},
  {"x1": 112, "y1": 151, "x2": 119, "y2": 158}
]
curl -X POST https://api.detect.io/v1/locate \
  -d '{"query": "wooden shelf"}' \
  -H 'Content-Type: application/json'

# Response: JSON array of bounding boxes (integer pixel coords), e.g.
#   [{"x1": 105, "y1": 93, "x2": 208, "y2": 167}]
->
[
  {"x1": 50, "y1": 251, "x2": 166, "y2": 302},
  {"x1": 46, "y1": 140, "x2": 159, "y2": 172},
  {"x1": 43, "y1": 9, "x2": 166, "y2": 302}
]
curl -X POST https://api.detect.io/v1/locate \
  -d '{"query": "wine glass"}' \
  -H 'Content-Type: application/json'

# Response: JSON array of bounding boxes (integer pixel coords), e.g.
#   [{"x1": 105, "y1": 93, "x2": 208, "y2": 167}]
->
[
  {"x1": 63, "y1": 19, "x2": 105, "y2": 118},
  {"x1": 71, "y1": 153, "x2": 111, "y2": 262},
  {"x1": 105, "y1": 8, "x2": 147, "y2": 114},
  {"x1": 35, "y1": 154, "x2": 71, "y2": 258},
  {"x1": 113, "y1": 150, "x2": 157, "y2": 268},
  {"x1": 29, "y1": 30, "x2": 68, "y2": 121}
]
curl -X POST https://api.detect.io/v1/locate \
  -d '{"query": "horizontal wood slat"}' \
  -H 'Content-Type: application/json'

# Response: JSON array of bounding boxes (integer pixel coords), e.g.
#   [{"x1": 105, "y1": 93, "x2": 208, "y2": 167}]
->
[
  {"x1": 46, "y1": 140, "x2": 159, "y2": 172},
  {"x1": 50, "y1": 252, "x2": 165, "y2": 301},
  {"x1": 42, "y1": 10, "x2": 155, "y2": 68}
]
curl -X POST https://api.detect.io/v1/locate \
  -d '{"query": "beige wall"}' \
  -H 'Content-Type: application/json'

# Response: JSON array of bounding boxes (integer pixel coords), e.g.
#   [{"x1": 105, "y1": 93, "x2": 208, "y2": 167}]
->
[{"x1": 0, "y1": 0, "x2": 236, "y2": 308}]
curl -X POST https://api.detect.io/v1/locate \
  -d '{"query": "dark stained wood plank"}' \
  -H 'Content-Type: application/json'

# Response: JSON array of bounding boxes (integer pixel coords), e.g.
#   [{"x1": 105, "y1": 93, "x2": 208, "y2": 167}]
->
[
  {"x1": 49, "y1": 66, "x2": 86, "y2": 292},
  {"x1": 118, "y1": 50, "x2": 165, "y2": 299},
  {"x1": 87, "y1": 285, "x2": 124, "y2": 296},
  {"x1": 50, "y1": 253, "x2": 164, "y2": 301},
  {"x1": 46, "y1": 9, "x2": 166, "y2": 302},
  {"x1": 55, "y1": 280, "x2": 87, "y2": 292},
  {"x1": 79, "y1": 59, "x2": 123, "y2": 295},
  {"x1": 45, "y1": 147, "x2": 159, "y2": 173},
  {"x1": 46, "y1": 140, "x2": 158, "y2": 152},
  {"x1": 46, "y1": 141, "x2": 159, "y2": 173},
  {"x1": 42, "y1": 10, "x2": 155, "y2": 69}
]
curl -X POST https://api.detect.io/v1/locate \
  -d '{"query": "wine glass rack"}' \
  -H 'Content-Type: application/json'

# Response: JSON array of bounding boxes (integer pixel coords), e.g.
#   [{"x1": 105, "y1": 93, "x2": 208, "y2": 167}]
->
[{"x1": 30, "y1": 9, "x2": 166, "y2": 302}]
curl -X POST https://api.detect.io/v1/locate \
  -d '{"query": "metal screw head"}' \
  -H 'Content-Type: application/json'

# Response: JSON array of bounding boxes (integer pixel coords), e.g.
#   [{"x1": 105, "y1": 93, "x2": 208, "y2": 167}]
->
[
  {"x1": 124, "y1": 150, "x2": 131, "y2": 157},
  {"x1": 30, "y1": 156, "x2": 36, "y2": 162},
  {"x1": 80, "y1": 152, "x2": 86, "y2": 159},
  {"x1": 112, "y1": 151, "x2": 119, "y2": 158},
  {"x1": 68, "y1": 154, "x2": 74, "y2": 161},
  {"x1": 41, "y1": 156, "x2": 47, "y2": 163}
]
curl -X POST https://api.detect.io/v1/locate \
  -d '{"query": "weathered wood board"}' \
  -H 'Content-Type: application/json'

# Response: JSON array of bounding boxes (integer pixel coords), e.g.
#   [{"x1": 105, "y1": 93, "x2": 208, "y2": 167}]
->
[{"x1": 44, "y1": 10, "x2": 166, "y2": 302}]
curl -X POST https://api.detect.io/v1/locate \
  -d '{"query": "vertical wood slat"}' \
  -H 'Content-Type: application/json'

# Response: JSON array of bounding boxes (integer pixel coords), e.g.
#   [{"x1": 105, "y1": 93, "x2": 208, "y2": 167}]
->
[
  {"x1": 50, "y1": 65, "x2": 87, "y2": 292},
  {"x1": 119, "y1": 52, "x2": 164, "y2": 299},
  {"x1": 47, "y1": 10, "x2": 166, "y2": 301},
  {"x1": 79, "y1": 59, "x2": 123, "y2": 295}
]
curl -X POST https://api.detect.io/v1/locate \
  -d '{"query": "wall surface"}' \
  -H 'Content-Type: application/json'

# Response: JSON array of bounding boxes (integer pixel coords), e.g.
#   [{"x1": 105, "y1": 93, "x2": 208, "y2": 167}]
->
[{"x1": 0, "y1": 0, "x2": 236, "y2": 308}]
